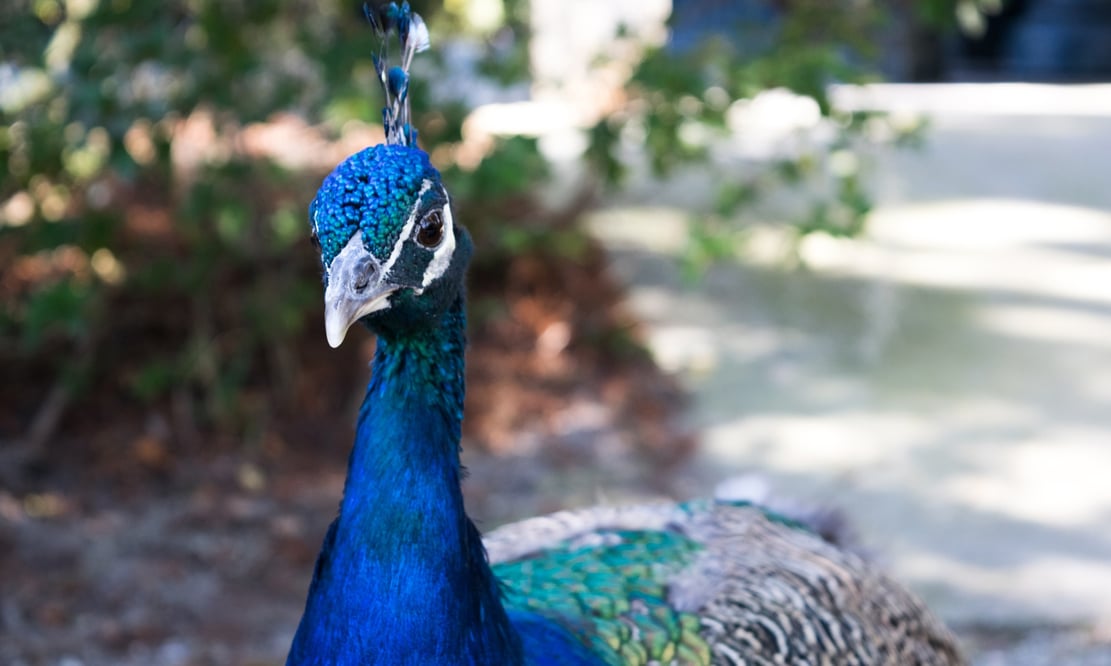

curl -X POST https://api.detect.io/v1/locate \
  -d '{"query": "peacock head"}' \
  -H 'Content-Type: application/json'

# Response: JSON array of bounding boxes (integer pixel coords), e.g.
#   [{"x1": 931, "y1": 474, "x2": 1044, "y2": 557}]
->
[
  {"x1": 309, "y1": 144, "x2": 471, "y2": 346},
  {"x1": 308, "y1": 2, "x2": 467, "y2": 346}
]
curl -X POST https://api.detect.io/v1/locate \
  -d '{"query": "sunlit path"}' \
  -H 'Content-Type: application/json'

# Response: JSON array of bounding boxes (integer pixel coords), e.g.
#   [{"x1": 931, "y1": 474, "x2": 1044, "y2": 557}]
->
[{"x1": 587, "y1": 85, "x2": 1111, "y2": 632}]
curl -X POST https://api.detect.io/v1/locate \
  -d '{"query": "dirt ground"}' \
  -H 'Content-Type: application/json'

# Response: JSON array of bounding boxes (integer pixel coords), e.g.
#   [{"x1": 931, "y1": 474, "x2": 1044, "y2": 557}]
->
[{"x1": 6, "y1": 428, "x2": 1111, "y2": 666}]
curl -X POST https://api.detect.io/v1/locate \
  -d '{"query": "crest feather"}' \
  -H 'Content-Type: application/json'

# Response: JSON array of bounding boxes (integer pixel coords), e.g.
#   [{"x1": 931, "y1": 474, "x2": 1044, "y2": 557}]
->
[{"x1": 364, "y1": 2, "x2": 429, "y2": 147}]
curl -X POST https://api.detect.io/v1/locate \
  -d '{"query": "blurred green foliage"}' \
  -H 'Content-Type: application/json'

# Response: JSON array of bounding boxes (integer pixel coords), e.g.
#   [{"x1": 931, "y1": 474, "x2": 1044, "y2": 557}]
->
[
  {"x1": 0, "y1": 0, "x2": 546, "y2": 437},
  {"x1": 1, "y1": 0, "x2": 997, "y2": 440},
  {"x1": 918, "y1": 0, "x2": 1005, "y2": 34},
  {"x1": 586, "y1": 0, "x2": 1000, "y2": 276}
]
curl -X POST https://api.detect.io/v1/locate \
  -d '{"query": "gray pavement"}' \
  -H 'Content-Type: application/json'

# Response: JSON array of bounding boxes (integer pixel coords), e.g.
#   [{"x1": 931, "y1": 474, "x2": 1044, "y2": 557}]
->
[{"x1": 584, "y1": 86, "x2": 1111, "y2": 636}]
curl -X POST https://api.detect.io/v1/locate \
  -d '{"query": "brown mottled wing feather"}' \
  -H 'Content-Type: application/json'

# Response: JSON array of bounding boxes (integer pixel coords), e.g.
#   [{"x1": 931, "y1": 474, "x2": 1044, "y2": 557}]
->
[{"x1": 674, "y1": 504, "x2": 964, "y2": 665}]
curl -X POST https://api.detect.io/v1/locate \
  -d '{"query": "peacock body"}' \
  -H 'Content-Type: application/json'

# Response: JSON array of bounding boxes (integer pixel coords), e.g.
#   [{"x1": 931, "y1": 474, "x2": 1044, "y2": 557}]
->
[{"x1": 286, "y1": 5, "x2": 964, "y2": 665}]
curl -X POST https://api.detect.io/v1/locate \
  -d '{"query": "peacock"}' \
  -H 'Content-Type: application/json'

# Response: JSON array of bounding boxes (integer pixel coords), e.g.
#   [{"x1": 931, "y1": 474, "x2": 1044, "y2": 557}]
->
[{"x1": 286, "y1": 4, "x2": 965, "y2": 665}]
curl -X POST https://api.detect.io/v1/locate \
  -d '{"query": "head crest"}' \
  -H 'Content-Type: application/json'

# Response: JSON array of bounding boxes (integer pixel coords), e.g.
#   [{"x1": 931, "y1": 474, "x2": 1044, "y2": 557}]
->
[{"x1": 364, "y1": 2, "x2": 430, "y2": 147}]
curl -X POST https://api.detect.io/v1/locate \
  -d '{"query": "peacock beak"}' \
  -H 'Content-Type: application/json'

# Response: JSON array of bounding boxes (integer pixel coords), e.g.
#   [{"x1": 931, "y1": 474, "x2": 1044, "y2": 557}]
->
[{"x1": 323, "y1": 235, "x2": 396, "y2": 349}]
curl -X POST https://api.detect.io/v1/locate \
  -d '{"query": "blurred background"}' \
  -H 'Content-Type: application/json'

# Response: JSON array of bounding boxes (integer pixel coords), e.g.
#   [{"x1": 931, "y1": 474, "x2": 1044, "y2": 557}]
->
[{"x1": 3, "y1": 0, "x2": 1111, "y2": 664}]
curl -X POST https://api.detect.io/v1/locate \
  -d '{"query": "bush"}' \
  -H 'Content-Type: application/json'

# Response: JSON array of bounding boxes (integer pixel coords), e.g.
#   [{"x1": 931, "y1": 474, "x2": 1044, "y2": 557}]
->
[{"x1": 0, "y1": 0, "x2": 546, "y2": 444}]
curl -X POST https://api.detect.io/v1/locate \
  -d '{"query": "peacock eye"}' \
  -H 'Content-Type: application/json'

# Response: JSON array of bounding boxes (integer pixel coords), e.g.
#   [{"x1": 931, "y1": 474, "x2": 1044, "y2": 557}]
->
[
  {"x1": 310, "y1": 229, "x2": 321, "y2": 251},
  {"x1": 416, "y1": 211, "x2": 444, "y2": 248}
]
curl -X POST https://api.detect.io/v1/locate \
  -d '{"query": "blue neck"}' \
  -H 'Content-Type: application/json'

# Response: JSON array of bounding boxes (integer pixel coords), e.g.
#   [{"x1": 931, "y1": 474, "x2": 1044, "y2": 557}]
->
[{"x1": 287, "y1": 293, "x2": 524, "y2": 665}]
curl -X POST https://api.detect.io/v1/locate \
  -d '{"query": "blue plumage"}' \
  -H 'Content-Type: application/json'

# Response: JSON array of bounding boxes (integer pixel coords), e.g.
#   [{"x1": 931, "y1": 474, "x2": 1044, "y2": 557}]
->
[
  {"x1": 286, "y1": 5, "x2": 964, "y2": 665},
  {"x1": 287, "y1": 296, "x2": 527, "y2": 664},
  {"x1": 387, "y1": 66, "x2": 409, "y2": 102},
  {"x1": 310, "y1": 144, "x2": 438, "y2": 265}
]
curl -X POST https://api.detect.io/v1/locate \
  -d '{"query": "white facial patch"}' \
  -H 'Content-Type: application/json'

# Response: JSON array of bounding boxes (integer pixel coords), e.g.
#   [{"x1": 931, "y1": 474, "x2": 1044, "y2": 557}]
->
[
  {"x1": 420, "y1": 199, "x2": 455, "y2": 289},
  {"x1": 380, "y1": 178, "x2": 435, "y2": 279}
]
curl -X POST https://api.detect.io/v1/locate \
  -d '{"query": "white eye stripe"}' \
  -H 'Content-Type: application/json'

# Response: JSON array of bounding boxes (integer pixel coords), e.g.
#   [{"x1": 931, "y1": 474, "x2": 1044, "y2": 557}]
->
[
  {"x1": 380, "y1": 178, "x2": 435, "y2": 279},
  {"x1": 420, "y1": 199, "x2": 455, "y2": 289}
]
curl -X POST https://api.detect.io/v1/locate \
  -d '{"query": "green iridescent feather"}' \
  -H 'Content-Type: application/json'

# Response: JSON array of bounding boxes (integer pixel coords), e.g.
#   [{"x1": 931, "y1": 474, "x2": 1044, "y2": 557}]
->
[
  {"x1": 489, "y1": 500, "x2": 822, "y2": 666},
  {"x1": 495, "y1": 529, "x2": 711, "y2": 666}
]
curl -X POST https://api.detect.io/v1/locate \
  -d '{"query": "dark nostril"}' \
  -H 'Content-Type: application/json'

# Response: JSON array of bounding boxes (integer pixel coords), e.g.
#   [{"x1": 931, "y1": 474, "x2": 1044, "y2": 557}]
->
[{"x1": 349, "y1": 255, "x2": 379, "y2": 295}]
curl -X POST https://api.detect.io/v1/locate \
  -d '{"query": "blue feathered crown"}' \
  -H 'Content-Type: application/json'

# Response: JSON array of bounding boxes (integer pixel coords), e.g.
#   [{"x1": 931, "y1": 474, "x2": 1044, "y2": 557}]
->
[{"x1": 365, "y1": 2, "x2": 430, "y2": 147}]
